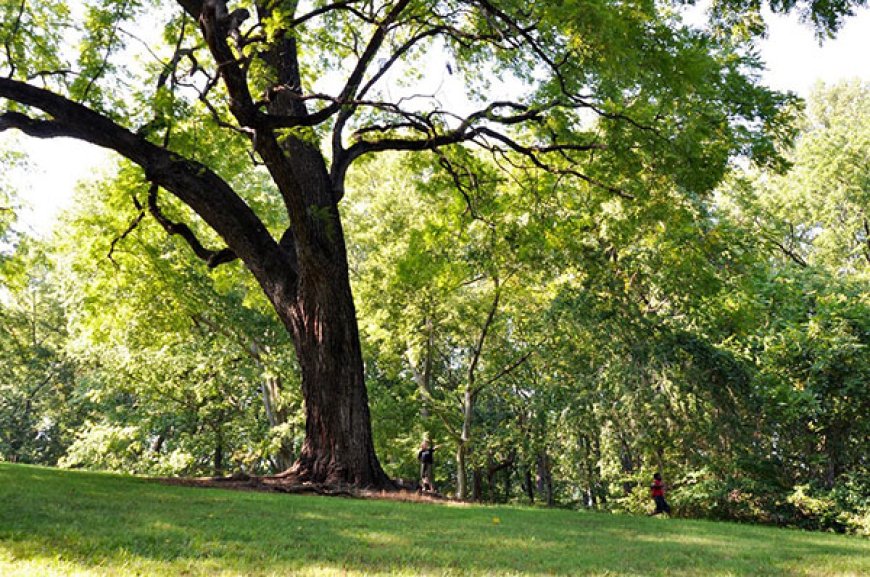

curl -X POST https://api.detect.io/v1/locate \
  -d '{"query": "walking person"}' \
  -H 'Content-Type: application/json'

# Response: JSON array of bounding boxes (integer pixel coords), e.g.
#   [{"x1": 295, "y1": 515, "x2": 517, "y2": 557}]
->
[
  {"x1": 418, "y1": 440, "x2": 437, "y2": 493},
  {"x1": 650, "y1": 472, "x2": 672, "y2": 515}
]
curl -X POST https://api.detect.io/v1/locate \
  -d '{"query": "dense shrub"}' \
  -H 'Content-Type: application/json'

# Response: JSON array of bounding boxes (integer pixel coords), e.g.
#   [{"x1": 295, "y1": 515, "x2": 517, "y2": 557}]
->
[{"x1": 668, "y1": 468, "x2": 870, "y2": 535}]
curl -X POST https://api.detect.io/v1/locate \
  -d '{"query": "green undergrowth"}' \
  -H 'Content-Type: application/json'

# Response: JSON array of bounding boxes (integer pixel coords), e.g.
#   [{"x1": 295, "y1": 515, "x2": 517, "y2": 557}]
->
[{"x1": 0, "y1": 463, "x2": 867, "y2": 576}]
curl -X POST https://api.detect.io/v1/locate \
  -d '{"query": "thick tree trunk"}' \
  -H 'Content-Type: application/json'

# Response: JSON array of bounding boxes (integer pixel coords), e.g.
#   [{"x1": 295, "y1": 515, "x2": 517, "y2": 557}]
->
[
  {"x1": 239, "y1": 57, "x2": 392, "y2": 487},
  {"x1": 249, "y1": 190, "x2": 391, "y2": 488},
  {"x1": 284, "y1": 265, "x2": 390, "y2": 487}
]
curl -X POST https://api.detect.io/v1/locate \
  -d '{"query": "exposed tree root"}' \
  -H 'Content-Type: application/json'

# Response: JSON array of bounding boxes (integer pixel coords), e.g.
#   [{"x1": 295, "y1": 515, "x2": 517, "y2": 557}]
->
[{"x1": 155, "y1": 473, "x2": 449, "y2": 503}]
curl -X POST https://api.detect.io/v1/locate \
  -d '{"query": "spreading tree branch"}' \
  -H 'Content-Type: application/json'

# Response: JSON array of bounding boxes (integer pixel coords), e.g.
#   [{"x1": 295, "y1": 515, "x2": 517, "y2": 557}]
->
[
  {"x1": 144, "y1": 182, "x2": 238, "y2": 268},
  {"x1": 2, "y1": 0, "x2": 27, "y2": 78},
  {"x1": 0, "y1": 77, "x2": 292, "y2": 286},
  {"x1": 479, "y1": 350, "x2": 534, "y2": 392},
  {"x1": 468, "y1": 276, "x2": 501, "y2": 391},
  {"x1": 107, "y1": 201, "x2": 146, "y2": 266},
  {"x1": 331, "y1": 0, "x2": 415, "y2": 147}
]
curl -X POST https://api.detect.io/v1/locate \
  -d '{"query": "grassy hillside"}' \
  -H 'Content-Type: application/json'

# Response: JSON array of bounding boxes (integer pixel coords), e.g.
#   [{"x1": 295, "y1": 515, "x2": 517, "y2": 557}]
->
[{"x1": 0, "y1": 464, "x2": 867, "y2": 577}]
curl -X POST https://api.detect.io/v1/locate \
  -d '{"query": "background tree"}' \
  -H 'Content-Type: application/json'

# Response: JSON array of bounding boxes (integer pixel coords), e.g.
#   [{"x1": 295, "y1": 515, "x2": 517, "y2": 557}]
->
[
  {"x1": 1, "y1": 153, "x2": 82, "y2": 463},
  {"x1": 51, "y1": 166, "x2": 302, "y2": 475},
  {"x1": 349, "y1": 151, "x2": 544, "y2": 498},
  {"x1": 0, "y1": 238, "x2": 82, "y2": 464},
  {"x1": 695, "y1": 81, "x2": 870, "y2": 530},
  {"x1": 725, "y1": 80, "x2": 870, "y2": 273}
]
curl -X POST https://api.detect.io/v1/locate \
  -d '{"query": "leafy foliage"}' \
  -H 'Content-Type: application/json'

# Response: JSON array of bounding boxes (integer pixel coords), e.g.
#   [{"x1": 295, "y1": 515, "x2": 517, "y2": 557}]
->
[{"x1": 0, "y1": 0, "x2": 867, "y2": 531}]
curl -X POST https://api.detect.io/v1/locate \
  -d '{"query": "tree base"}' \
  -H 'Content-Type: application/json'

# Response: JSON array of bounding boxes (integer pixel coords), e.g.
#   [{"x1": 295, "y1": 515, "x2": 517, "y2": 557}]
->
[
  {"x1": 155, "y1": 473, "x2": 452, "y2": 503},
  {"x1": 272, "y1": 453, "x2": 395, "y2": 491}
]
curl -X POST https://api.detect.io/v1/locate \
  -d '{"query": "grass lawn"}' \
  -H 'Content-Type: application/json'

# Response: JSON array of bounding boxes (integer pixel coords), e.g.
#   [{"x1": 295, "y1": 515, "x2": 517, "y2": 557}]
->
[{"x1": 0, "y1": 463, "x2": 867, "y2": 576}]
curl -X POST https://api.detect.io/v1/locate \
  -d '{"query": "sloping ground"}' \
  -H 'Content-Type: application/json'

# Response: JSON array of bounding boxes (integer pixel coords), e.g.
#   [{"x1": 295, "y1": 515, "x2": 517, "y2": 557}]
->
[{"x1": 0, "y1": 463, "x2": 867, "y2": 577}]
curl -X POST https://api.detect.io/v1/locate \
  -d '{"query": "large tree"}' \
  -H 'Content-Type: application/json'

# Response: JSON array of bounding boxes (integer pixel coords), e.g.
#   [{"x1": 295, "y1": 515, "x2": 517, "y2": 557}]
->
[{"x1": 0, "y1": 0, "x2": 859, "y2": 488}]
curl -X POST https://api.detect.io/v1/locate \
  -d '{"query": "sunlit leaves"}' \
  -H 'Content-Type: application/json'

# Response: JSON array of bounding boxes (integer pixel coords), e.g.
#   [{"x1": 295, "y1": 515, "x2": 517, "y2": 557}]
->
[
  {"x1": 722, "y1": 81, "x2": 870, "y2": 274},
  {"x1": 44, "y1": 161, "x2": 301, "y2": 476},
  {"x1": 0, "y1": 240, "x2": 82, "y2": 464},
  {"x1": 0, "y1": 0, "x2": 71, "y2": 83},
  {"x1": 793, "y1": 81, "x2": 870, "y2": 272},
  {"x1": 708, "y1": 0, "x2": 867, "y2": 41},
  {"x1": 0, "y1": 147, "x2": 27, "y2": 240}
]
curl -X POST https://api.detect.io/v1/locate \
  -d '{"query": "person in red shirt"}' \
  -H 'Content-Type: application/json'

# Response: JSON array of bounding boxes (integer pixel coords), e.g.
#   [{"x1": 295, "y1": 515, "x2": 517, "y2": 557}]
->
[{"x1": 650, "y1": 472, "x2": 671, "y2": 515}]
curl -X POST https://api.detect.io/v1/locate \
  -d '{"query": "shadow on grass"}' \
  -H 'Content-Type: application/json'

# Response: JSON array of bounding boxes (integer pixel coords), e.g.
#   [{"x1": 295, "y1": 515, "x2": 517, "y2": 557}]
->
[{"x1": 1, "y1": 464, "x2": 867, "y2": 577}]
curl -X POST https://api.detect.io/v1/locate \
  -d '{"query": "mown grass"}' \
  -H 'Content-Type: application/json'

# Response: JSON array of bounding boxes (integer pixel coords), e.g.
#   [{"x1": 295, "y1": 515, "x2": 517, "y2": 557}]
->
[{"x1": 0, "y1": 463, "x2": 867, "y2": 576}]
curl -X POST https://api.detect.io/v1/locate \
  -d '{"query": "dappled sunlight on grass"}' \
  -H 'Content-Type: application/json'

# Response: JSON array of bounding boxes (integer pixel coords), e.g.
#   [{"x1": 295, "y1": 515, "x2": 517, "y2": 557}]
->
[{"x1": 338, "y1": 528, "x2": 411, "y2": 548}]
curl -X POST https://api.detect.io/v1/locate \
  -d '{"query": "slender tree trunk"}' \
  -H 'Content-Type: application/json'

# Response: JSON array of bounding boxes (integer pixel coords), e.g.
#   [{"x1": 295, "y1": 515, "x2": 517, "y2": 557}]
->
[
  {"x1": 260, "y1": 375, "x2": 294, "y2": 472},
  {"x1": 486, "y1": 452, "x2": 515, "y2": 503},
  {"x1": 456, "y1": 442, "x2": 468, "y2": 500},
  {"x1": 579, "y1": 434, "x2": 594, "y2": 507},
  {"x1": 472, "y1": 468, "x2": 483, "y2": 502},
  {"x1": 524, "y1": 468, "x2": 535, "y2": 503},
  {"x1": 409, "y1": 315, "x2": 434, "y2": 420},
  {"x1": 455, "y1": 380, "x2": 475, "y2": 499},
  {"x1": 592, "y1": 433, "x2": 607, "y2": 507},
  {"x1": 620, "y1": 437, "x2": 635, "y2": 495},
  {"x1": 192, "y1": 317, "x2": 298, "y2": 473},
  {"x1": 454, "y1": 279, "x2": 500, "y2": 500},
  {"x1": 213, "y1": 438, "x2": 223, "y2": 476},
  {"x1": 823, "y1": 430, "x2": 843, "y2": 489},
  {"x1": 536, "y1": 452, "x2": 554, "y2": 506}
]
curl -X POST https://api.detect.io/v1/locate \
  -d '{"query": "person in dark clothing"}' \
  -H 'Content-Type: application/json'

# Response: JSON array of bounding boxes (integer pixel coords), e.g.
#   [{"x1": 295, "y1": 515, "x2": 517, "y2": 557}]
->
[
  {"x1": 650, "y1": 472, "x2": 671, "y2": 515},
  {"x1": 418, "y1": 441, "x2": 437, "y2": 492}
]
